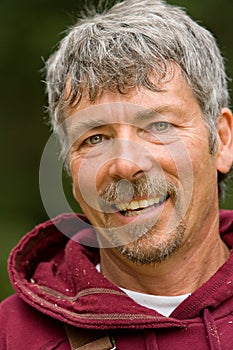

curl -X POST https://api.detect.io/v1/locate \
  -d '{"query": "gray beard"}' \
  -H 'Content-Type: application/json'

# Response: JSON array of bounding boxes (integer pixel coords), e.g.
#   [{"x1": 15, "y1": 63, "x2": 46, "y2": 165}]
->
[
  {"x1": 98, "y1": 175, "x2": 186, "y2": 264},
  {"x1": 98, "y1": 217, "x2": 186, "y2": 264},
  {"x1": 115, "y1": 221, "x2": 186, "y2": 264}
]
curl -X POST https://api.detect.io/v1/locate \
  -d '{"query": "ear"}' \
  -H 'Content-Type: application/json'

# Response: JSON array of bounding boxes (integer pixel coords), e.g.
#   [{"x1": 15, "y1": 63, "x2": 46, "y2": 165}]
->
[{"x1": 215, "y1": 108, "x2": 233, "y2": 174}]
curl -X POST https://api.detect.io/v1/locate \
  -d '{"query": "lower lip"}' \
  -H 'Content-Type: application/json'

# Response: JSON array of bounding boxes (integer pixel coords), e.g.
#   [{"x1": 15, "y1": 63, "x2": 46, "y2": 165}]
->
[{"x1": 112, "y1": 197, "x2": 169, "y2": 223}]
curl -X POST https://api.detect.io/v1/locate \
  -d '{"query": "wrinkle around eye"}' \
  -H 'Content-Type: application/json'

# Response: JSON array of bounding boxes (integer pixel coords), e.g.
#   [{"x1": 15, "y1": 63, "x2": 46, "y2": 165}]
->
[
  {"x1": 85, "y1": 134, "x2": 106, "y2": 146},
  {"x1": 140, "y1": 122, "x2": 180, "y2": 144},
  {"x1": 74, "y1": 134, "x2": 112, "y2": 158},
  {"x1": 149, "y1": 121, "x2": 173, "y2": 133}
]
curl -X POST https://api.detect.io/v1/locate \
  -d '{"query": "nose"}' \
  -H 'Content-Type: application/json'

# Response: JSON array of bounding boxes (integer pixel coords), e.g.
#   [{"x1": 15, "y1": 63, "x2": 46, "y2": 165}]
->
[{"x1": 108, "y1": 138, "x2": 153, "y2": 180}]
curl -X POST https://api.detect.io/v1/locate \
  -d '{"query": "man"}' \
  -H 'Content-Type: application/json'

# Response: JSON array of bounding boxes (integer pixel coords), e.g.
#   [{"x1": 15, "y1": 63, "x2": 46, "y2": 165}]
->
[{"x1": 1, "y1": 0, "x2": 233, "y2": 349}]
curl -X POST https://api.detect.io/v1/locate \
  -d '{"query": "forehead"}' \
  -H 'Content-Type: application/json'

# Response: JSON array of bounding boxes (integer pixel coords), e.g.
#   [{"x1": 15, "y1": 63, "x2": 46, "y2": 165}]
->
[{"x1": 65, "y1": 66, "x2": 202, "y2": 126}]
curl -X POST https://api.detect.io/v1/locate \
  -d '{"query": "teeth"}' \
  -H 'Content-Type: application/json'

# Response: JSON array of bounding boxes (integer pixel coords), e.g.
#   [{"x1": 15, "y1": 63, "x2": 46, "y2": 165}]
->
[
  {"x1": 117, "y1": 203, "x2": 128, "y2": 211},
  {"x1": 128, "y1": 201, "x2": 139, "y2": 210},
  {"x1": 139, "y1": 199, "x2": 148, "y2": 208},
  {"x1": 148, "y1": 198, "x2": 156, "y2": 206},
  {"x1": 115, "y1": 196, "x2": 166, "y2": 212},
  {"x1": 124, "y1": 206, "x2": 156, "y2": 217}
]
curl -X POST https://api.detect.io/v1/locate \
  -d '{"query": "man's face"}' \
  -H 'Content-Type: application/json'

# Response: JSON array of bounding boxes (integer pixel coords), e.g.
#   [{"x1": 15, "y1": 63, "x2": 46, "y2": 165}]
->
[{"x1": 67, "y1": 68, "x2": 225, "y2": 264}]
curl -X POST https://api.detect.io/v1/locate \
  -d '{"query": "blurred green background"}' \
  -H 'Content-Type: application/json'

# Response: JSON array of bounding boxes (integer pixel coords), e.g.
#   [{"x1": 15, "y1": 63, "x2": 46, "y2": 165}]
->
[{"x1": 1, "y1": 0, "x2": 233, "y2": 301}]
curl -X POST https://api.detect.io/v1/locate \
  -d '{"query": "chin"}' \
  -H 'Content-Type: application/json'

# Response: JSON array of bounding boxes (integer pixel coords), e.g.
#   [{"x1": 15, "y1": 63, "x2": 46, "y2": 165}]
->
[{"x1": 115, "y1": 221, "x2": 187, "y2": 265}]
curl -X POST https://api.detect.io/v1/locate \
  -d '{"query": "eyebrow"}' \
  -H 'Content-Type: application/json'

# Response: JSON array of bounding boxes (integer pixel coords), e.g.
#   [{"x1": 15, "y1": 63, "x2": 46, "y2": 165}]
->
[
  {"x1": 67, "y1": 119, "x2": 107, "y2": 137},
  {"x1": 67, "y1": 104, "x2": 188, "y2": 138},
  {"x1": 134, "y1": 105, "x2": 187, "y2": 123}
]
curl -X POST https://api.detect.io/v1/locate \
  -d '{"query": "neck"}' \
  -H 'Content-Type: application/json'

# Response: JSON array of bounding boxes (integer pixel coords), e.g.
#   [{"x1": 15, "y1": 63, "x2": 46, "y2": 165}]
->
[{"x1": 99, "y1": 220, "x2": 230, "y2": 296}]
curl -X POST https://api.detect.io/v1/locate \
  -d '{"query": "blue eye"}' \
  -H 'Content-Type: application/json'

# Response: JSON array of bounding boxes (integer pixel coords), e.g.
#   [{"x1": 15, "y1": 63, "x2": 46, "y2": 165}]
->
[
  {"x1": 86, "y1": 134, "x2": 104, "y2": 145},
  {"x1": 150, "y1": 122, "x2": 170, "y2": 132}
]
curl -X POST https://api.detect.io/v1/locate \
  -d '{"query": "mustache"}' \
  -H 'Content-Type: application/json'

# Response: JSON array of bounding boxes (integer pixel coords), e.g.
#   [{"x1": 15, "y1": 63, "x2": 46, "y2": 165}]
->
[{"x1": 101, "y1": 176, "x2": 178, "y2": 204}]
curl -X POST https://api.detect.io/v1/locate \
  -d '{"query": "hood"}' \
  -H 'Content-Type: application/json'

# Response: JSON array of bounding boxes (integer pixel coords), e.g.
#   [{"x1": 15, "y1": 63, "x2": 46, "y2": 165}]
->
[{"x1": 8, "y1": 210, "x2": 233, "y2": 331}]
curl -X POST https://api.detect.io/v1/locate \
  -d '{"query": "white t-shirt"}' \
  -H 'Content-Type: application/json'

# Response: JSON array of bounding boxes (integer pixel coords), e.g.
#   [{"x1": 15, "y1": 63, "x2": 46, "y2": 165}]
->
[
  {"x1": 121, "y1": 287, "x2": 190, "y2": 317},
  {"x1": 96, "y1": 264, "x2": 190, "y2": 317}
]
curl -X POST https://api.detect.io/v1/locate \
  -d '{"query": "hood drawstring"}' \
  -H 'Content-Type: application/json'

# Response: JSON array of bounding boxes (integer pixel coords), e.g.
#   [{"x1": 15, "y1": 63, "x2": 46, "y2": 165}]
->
[
  {"x1": 144, "y1": 330, "x2": 159, "y2": 350},
  {"x1": 203, "y1": 308, "x2": 222, "y2": 350}
]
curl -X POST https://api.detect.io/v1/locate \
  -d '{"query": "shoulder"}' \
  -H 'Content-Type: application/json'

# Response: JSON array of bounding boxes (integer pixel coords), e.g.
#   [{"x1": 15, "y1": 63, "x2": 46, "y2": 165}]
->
[
  {"x1": 0, "y1": 295, "x2": 68, "y2": 349},
  {"x1": 1, "y1": 294, "x2": 49, "y2": 325}
]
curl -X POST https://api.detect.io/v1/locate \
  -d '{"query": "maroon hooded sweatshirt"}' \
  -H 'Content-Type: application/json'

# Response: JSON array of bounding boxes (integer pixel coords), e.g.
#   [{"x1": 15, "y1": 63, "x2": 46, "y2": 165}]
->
[{"x1": 1, "y1": 210, "x2": 233, "y2": 350}]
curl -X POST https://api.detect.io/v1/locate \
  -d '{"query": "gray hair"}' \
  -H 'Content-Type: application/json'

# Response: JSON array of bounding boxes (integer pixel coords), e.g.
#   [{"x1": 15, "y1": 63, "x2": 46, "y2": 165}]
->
[{"x1": 45, "y1": 0, "x2": 232, "y2": 198}]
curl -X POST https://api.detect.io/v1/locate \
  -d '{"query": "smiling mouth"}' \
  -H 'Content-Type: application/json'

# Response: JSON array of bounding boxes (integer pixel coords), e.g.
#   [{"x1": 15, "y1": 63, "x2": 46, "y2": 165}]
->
[{"x1": 113, "y1": 195, "x2": 168, "y2": 217}]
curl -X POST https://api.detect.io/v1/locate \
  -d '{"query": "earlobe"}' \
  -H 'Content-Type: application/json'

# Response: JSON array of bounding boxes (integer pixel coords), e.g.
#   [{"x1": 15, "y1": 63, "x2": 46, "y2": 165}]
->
[
  {"x1": 215, "y1": 108, "x2": 233, "y2": 174},
  {"x1": 72, "y1": 184, "x2": 79, "y2": 202}
]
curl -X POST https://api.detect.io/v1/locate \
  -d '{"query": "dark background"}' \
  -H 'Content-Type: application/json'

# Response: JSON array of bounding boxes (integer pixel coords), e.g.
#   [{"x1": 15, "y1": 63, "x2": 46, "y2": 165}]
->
[{"x1": 1, "y1": 0, "x2": 233, "y2": 300}]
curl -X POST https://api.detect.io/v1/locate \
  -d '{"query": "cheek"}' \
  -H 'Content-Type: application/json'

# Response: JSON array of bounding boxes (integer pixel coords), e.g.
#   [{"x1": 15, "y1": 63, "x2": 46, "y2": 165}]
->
[
  {"x1": 184, "y1": 140, "x2": 218, "y2": 205},
  {"x1": 70, "y1": 156, "x2": 108, "y2": 212},
  {"x1": 162, "y1": 137, "x2": 217, "y2": 207},
  {"x1": 162, "y1": 140, "x2": 195, "y2": 182}
]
